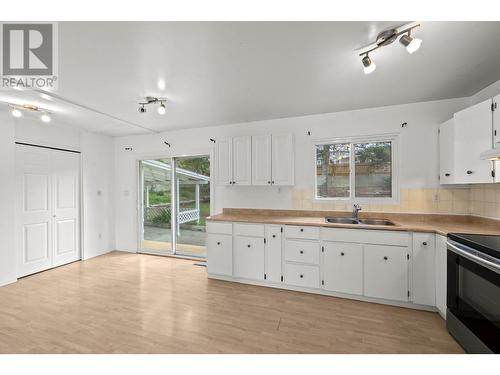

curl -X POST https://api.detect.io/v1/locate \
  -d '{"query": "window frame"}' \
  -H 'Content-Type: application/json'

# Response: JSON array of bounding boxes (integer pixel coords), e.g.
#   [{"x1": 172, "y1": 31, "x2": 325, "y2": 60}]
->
[{"x1": 313, "y1": 134, "x2": 399, "y2": 204}]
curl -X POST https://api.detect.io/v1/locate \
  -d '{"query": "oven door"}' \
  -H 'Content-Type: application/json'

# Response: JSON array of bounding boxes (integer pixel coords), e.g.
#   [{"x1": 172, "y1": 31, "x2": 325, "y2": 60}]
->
[{"x1": 447, "y1": 240, "x2": 500, "y2": 353}]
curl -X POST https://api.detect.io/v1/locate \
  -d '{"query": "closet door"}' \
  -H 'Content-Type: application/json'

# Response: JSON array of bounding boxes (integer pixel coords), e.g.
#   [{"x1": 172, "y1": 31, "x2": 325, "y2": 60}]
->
[
  {"x1": 16, "y1": 145, "x2": 53, "y2": 277},
  {"x1": 51, "y1": 150, "x2": 80, "y2": 267}
]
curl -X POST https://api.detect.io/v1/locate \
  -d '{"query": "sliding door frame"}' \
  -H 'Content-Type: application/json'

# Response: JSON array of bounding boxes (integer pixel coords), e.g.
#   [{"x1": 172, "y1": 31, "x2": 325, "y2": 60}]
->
[{"x1": 136, "y1": 150, "x2": 214, "y2": 258}]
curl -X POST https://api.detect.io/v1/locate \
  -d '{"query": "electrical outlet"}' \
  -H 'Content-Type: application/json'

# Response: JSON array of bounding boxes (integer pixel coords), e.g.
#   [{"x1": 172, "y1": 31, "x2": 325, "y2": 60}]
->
[{"x1": 433, "y1": 193, "x2": 439, "y2": 201}]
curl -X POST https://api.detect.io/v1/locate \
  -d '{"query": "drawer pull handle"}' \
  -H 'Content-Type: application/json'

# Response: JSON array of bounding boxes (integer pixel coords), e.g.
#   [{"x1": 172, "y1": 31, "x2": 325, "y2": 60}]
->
[
  {"x1": 299, "y1": 250, "x2": 304, "y2": 254},
  {"x1": 466, "y1": 170, "x2": 473, "y2": 175},
  {"x1": 445, "y1": 173, "x2": 450, "y2": 177},
  {"x1": 272, "y1": 235, "x2": 276, "y2": 238},
  {"x1": 383, "y1": 256, "x2": 388, "y2": 260},
  {"x1": 247, "y1": 244, "x2": 251, "y2": 248},
  {"x1": 300, "y1": 274, "x2": 304, "y2": 278},
  {"x1": 217, "y1": 242, "x2": 221, "y2": 245},
  {"x1": 300, "y1": 228, "x2": 304, "y2": 232},
  {"x1": 422, "y1": 242, "x2": 427, "y2": 246},
  {"x1": 341, "y1": 252, "x2": 345, "y2": 256}
]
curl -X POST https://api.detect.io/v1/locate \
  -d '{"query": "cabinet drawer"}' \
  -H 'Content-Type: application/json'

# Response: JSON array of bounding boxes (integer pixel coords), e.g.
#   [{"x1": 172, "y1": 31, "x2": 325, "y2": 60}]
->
[
  {"x1": 284, "y1": 225, "x2": 320, "y2": 240},
  {"x1": 207, "y1": 221, "x2": 233, "y2": 235},
  {"x1": 284, "y1": 240, "x2": 320, "y2": 264},
  {"x1": 321, "y1": 227, "x2": 409, "y2": 246},
  {"x1": 234, "y1": 223, "x2": 265, "y2": 237},
  {"x1": 207, "y1": 234, "x2": 232, "y2": 276},
  {"x1": 284, "y1": 263, "x2": 319, "y2": 289}
]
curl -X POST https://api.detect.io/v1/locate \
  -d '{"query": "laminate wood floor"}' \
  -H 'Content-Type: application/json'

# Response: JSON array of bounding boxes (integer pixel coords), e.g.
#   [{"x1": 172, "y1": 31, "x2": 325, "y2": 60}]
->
[{"x1": 0, "y1": 251, "x2": 463, "y2": 354}]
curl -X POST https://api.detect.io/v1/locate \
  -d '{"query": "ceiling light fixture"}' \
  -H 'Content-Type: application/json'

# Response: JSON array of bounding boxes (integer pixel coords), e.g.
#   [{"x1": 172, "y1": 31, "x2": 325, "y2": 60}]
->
[
  {"x1": 11, "y1": 108, "x2": 22, "y2": 118},
  {"x1": 5, "y1": 102, "x2": 52, "y2": 122},
  {"x1": 357, "y1": 22, "x2": 422, "y2": 73},
  {"x1": 138, "y1": 96, "x2": 167, "y2": 115},
  {"x1": 41, "y1": 112, "x2": 51, "y2": 123}
]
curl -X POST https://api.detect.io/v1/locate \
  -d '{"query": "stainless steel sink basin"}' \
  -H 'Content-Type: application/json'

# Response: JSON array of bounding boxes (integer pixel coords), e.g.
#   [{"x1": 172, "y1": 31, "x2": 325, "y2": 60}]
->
[
  {"x1": 358, "y1": 219, "x2": 396, "y2": 226},
  {"x1": 325, "y1": 217, "x2": 396, "y2": 226},
  {"x1": 325, "y1": 217, "x2": 360, "y2": 224}
]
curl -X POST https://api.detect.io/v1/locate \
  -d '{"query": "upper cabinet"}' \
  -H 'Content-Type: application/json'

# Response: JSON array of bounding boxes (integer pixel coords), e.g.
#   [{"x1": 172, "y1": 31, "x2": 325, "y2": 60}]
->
[
  {"x1": 453, "y1": 99, "x2": 495, "y2": 184},
  {"x1": 216, "y1": 133, "x2": 294, "y2": 186},
  {"x1": 439, "y1": 97, "x2": 498, "y2": 185},
  {"x1": 494, "y1": 95, "x2": 499, "y2": 146}
]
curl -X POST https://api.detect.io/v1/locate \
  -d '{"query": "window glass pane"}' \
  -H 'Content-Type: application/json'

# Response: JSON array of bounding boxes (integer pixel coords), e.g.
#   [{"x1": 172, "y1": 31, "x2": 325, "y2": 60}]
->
[
  {"x1": 354, "y1": 141, "x2": 392, "y2": 198},
  {"x1": 316, "y1": 143, "x2": 350, "y2": 198}
]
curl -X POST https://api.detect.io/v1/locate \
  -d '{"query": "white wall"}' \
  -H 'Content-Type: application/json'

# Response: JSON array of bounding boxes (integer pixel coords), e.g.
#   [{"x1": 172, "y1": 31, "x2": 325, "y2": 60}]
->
[
  {"x1": 113, "y1": 97, "x2": 469, "y2": 252},
  {"x1": 0, "y1": 113, "x2": 17, "y2": 286}
]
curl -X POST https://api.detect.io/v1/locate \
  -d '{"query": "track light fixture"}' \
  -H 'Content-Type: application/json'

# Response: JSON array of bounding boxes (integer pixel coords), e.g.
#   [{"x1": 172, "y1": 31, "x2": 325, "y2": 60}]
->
[
  {"x1": 357, "y1": 22, "x2": 422, "y2": 74},
  {"x1": 5, "y1": 103, "x2": 52, "y2": 122},
  {"x1": 138, "y1": 96, "x2": 167, "y2": 115}
]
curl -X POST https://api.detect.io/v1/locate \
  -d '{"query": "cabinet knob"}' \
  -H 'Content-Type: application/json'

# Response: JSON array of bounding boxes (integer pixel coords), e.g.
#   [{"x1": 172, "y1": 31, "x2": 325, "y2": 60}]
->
[
  {"x1": 268, "y1": 181, "x2": 271, "y2": 184},
  {"x1": 422, "y1": 242, "x2": 427, "y2": 246},
  {"x1": 445, "y1": 173, "x2": 450, "y2": 177},
  {"x1": 272, "y1": 181, "x2": 275, "y2": 184},
  {"x1": 300, "y1": 250, "x2": 304, "y2": 254},
  {"x1": 217, "y1": 242, "x2": 221, "y2": 245},
  {"x1": 341, "y1": 252, "x2": 345, "y2": 256},
  {"x1": 247, "y1": 244, "x2": 251, "y2": 248},
  {"x1": 300, "y1": 228, "x2": 304, "y2": 232},
  {"x1": 300, "y1": 274, "x2": 304, "y2": 278},
  {"x1": 272, "y1": 234, "x2": 276, "y2": 238},
  {"x1": 466, "y1": 170, "x2": 473, "y2": 175},
  {"x1": 383, "y1": 256, "x2": 388, "y2": 260}
]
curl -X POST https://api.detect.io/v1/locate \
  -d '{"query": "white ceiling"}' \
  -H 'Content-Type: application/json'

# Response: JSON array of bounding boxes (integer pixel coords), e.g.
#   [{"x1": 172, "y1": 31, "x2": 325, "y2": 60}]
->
[{"x1": 2, "y1": 21, "x2": 500, "y2": 136}]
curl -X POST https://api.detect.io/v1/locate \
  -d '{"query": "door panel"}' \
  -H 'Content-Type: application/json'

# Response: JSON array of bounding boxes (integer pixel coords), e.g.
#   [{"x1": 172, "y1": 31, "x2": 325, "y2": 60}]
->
[
  {"x1": 233, "y1": 235, "x2": 265, "y2": 280},
  {"x1": 271, "y1": 133, "x2": 294, "y2": 185},
  {"x1": 16, "y1": 145, "x2": 53, "y2": 277},
  {"x1": 51, "y1": 151, "x2": 80, "y2": 267},
  {"x1": 265, "y1": 225, "x2": 282, "y2": 282},
  {"x1": 232, "y1": 136, "x2": 252, "y2": 185},
  {"x1": 322, "y1": 242, "x2": 363, "y2": 295},
  {"x1": 252, "y1": 134, "x2": 271, "y2": 185},
  {"x1": 215, "y1": 138, "x2": 232, "y2": 185}
]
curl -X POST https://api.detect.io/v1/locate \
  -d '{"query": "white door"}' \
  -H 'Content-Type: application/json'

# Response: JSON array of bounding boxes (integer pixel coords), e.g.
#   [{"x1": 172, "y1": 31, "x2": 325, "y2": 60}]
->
[
  {"x1": 439, "y1": 119, "x2": 455, "y2": 184},
  {"x1": 215, "y1": 138, "x2": 232, "y2": 185},
  {"x1": 233, "y1": 235, "x2": 265, "y2": 280},
  {"x1": 271, "y1": 133, "x2": 294, "y2": 185},
  {"x1": 16, "y1": 145, "x2": 53, "y2": 277},
  {"x1": 494, "y1": 95, "x2": 499, "y2": 146},
  {"x1": 412, "y1": 233, "x2": 436, "y2": 306},
  {"x1": 265, "y1": 225, "x2": 282, "y2": 282},
  {"x1": 15, "y1": 145, "x2": 81, "y2": 277},
  {"x1": 252, "y1": 134, "x2": 272, "y2": 185},
  {"x1": 51, "y1": 150, "x2": 80, "y2": 267},
  {"x1": 232, "y1": 136, "x2": 252, "y2": 185},
  {"x1": 453, "y1": 99, "x2": 494, "y2": 183},
  {"x1": 364, "y1": 244, "x2": 409, "y2": 302},
  {"x1": 322, "y1": 241, "x2": 363, "y2": 295}
]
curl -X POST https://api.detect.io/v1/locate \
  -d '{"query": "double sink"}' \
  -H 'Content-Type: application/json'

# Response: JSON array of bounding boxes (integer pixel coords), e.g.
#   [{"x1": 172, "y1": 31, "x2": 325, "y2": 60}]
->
[{"x1": 325, "y1": 217, "x2": 396, "y2": 226}]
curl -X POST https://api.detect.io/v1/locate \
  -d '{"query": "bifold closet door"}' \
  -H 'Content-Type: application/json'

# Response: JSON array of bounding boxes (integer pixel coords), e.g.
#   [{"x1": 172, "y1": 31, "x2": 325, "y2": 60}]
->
[{"x1": 15, "y1": 145, "x2": 80, "y2": 277}]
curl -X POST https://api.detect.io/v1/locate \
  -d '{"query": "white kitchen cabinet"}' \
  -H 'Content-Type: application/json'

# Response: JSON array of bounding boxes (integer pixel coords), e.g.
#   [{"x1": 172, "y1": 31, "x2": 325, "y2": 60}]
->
[
  {"x1": 271, "y1": 133, "x2": 294, "y2": 185},
  {"x1": 364, "y1": 245, "x2": 409, "y2": 302},
  {"x1": 252, "y1": 134, "x2": 272, "y2": 185},
  {"x1": 494, "y1": 95, "x2": 500, "y2": 146},
  {"x1": 453, "y1": 99, "x2": 495, "y2": 184},
  {"x1": 412, "y1": 233, "x2": 436, "y2": 306},
  {"x1": 322, "y1": 242, "x2": 363, "y2": 296},
  {"x1": 232, "y1": 136, "x2": 252, "y2": 185},
  {"x1": 215, "y1": 138, "x2": 233, "y2": 185},
  {"x1": 265, "y1": 225, "x2": 282, "y2": 282},
  {"x1": 207, "y1": 233, "x2": 233, "y2": 276},
  {"x1": 439, "y1": 119, "x2": 455, "y2": 184},
  {"x1": 233, "y1": 235, "x2": 265, "y2": 280},
  {"x1": 435, "y1": 235, "x2": 447, "y2": 319}
]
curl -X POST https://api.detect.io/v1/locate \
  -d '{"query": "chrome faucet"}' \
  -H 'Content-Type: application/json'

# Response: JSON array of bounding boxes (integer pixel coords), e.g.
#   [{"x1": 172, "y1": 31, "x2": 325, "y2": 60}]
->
[{"x1": 352, "y1": 204, "x2": 362, "y2": 220}]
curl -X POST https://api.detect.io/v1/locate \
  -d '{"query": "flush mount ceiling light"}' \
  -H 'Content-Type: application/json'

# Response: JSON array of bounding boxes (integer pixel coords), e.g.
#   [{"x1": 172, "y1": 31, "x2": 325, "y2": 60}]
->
[
  {"x1": 138, "y1": 96, "x2": 167, "y2": 115},
  {"x1": 357, "y1": 22, "x2": 422, "y2": 74},
  {"x1": 5, "y1": 102, "x2": 52, "y2": 122}
]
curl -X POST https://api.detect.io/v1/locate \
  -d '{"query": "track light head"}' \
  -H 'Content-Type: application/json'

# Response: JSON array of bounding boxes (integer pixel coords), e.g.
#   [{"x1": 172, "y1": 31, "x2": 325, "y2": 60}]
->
[
  {"x1": 362, "y1": 54, "x2": 376, "y2": 74},
  {"x1": 157, "y1": 102, "x2": 166, "y2": 115},
  {"x1": 11, "y1": 108, "x2": 22, "y2": 118},
  {"x1": 41, "y1": 112, "x2": 51, "y2": 123},
  {"x1": 399, "y1": 33, "x2": 422, "y2": 54},
  {"x1": 138, "y1": 104, "x2": 146, "y2": 113}
]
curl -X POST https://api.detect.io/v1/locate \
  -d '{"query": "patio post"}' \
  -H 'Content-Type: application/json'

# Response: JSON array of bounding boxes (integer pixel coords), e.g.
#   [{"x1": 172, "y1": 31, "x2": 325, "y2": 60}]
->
[{"x1": 195, "y1": 183, "x2": 200, "y2": 224}]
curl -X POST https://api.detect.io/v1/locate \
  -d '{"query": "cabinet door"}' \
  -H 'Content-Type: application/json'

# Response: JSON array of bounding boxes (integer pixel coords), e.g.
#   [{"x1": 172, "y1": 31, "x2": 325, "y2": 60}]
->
[
  {"x1": 322, "y1": 242, "x2": 363, "y2": 295},
  {"x1": 453, "y1": 99, "x2": 494, "y2": 183},
  {"x1": 435, "y1": 235, "x2": 447, "y2": 319},
  {"x1": 412, "y1": 233, "x2": 436, "y2": 306},
  {"x1": 494, "y1": 95, "x2": 499, "y2": 146},
  {"x1": 271, "y1": 133, "x2": 294, "y2": 185},
  {"x1": 234, "y1": 235, "x2": 265, "y2": 280},
  {"x1": 364, "y1": 245, "x2": 409, "y2": 302},
  {"x1": 439, "y1": 119, "x2": 455, "y2": 184},
  {"x1": 252, "y1": 134, "x2": 272, "y2": 186},
  {"x1": 232, "y1": 136, "x2": 252, "y2": 185},
  {"x1": 215, "y1": 138, "x2": 232, "y2": 185},
  {"x1": 265, "y1": 225, "x2": 282, "y2": 282},
  {"x1": 207, "y1": 233, "x2": 232, "y2": 276}
]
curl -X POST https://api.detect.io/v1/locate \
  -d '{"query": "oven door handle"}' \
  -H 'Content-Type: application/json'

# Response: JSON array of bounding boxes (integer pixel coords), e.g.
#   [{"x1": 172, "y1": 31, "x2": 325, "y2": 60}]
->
[{"x1": 447, "y1": 241, "x2": 500, "y2": 275}]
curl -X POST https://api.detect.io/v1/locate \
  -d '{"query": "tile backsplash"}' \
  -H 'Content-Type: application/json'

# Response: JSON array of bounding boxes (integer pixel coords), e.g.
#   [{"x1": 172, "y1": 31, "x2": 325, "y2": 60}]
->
[{"x1": 291, "y1": 185, "x2": 500, "y2": 219}]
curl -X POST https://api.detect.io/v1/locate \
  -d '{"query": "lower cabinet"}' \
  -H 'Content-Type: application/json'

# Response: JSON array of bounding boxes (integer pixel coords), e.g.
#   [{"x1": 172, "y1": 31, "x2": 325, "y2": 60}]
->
[
  {"x1": 207, "y1": 233, "x2": 233, "y2": 276},
  {"x1": 284, "y1": 263, "x2": 319, "y2": 288},
  {"x1": 364, "y1": 244, "x2": 409, "y2": 302},
  {"x1": 322, "y1": 242, "x2": 363, "y2": 295},
  {"x1": 412, "y1": 232, "x2": 436, "y2": 306},
  {"x1": 435, "y1": 235, "x2": 447, "y2": 318},
  {"x1": 233, "y1": 235, "x2": 265, "y2": 280},
  {"x1": 265, "y1": 225, "x2": 283, "y2": 282}
]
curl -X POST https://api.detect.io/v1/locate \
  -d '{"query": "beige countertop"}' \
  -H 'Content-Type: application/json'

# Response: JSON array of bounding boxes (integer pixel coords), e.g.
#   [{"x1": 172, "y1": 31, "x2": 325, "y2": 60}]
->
[{"x1": 207, "y1": 208, "x2": 500, "y2": 237}]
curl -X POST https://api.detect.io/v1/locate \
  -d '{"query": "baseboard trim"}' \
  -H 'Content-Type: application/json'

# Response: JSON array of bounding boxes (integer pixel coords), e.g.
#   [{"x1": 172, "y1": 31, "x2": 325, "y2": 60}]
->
[{"x1": 0, "y1": 277, "x2": 17, "y2": 287}]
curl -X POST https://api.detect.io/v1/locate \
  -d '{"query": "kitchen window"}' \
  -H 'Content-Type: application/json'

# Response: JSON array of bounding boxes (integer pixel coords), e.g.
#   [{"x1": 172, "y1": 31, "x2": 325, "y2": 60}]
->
[{"x1": 315, "y1": 137, "x2": 397, "y2": 201}]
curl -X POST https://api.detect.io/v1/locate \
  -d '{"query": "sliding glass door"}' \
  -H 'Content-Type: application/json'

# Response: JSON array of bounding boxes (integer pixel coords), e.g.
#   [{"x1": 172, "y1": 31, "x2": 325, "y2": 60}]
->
[{"x1": 139, "y1": 155, "x2": 210, "y2": 258}]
